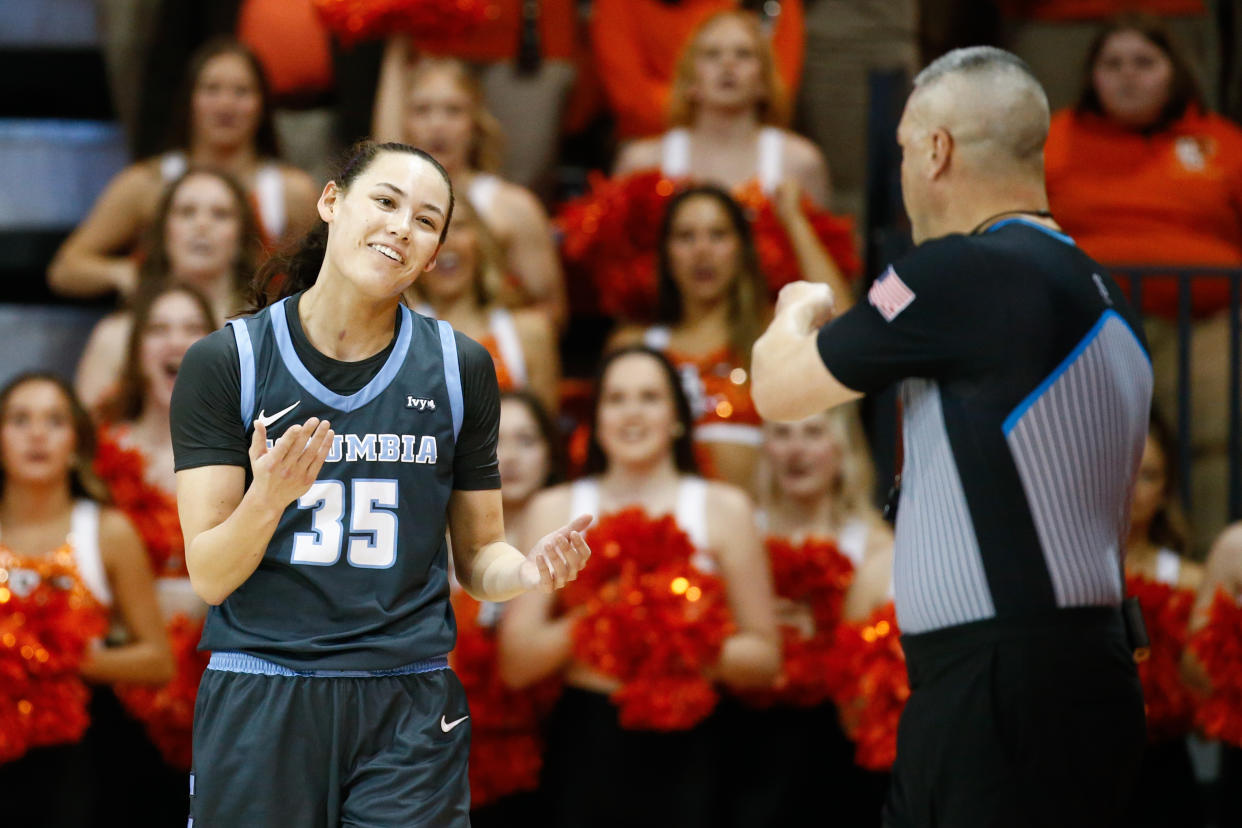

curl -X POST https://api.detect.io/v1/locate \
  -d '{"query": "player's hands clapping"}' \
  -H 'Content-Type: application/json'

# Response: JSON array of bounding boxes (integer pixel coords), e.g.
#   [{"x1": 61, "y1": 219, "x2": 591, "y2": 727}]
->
[
  {"x1": 519, "y1": 514, "x2": 593, "y2": 593},
  {"x1": 249, "y1": 418, "x2": 335, "y2": 509}
]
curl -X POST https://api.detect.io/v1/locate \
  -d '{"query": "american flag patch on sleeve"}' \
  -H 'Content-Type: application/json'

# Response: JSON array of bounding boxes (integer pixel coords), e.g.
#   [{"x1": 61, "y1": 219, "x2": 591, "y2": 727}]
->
[{"x1": 868, "y1": 266, "x2": 916, "y2": 321}]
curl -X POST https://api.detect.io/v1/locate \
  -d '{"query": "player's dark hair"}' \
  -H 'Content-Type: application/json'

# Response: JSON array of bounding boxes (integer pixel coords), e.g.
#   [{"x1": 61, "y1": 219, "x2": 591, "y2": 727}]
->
[
  {"x1": 1145, "y1": 407, "x2": 1191, "y2": 555},
  {"x1": 166, "y1": 37, "x2": 280, "y2": 158},
  {"x1": 1076, "y1": 13, "x2": 1205, "y2": 133},
  {"x1": 500, "y1": 390, "x2": 567, "y2": 488},
  {"x1": 138, "y1": 166, "x2": 260, "y2": 300},
  {"x1": 248, "y1": 141, "x2": 455, "y2": 311},
  {"x1": 0, "y1": 373, "x2": 110, "y2": 503},
  {"x1": 100, "y1": 281, "x2": 216, "y2": 424},
  {"x1": 583, "y1": 346, "x2": 699, "y2": 477},
  {"x1": 656, "y1": 186, "x2": 765, "y2": 359}
]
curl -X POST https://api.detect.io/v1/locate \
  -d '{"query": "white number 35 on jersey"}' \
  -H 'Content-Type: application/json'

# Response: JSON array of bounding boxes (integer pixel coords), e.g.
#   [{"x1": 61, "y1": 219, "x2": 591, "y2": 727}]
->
[{"x1": 291, "y1": 479, "x2": 400, "y2": 569}]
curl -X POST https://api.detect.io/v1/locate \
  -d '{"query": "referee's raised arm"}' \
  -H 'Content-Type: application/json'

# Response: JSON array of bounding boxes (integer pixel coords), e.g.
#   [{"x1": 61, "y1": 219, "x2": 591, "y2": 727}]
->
[{"x1": 756, "y1": 47, "x2": 1152, "y2": 828}]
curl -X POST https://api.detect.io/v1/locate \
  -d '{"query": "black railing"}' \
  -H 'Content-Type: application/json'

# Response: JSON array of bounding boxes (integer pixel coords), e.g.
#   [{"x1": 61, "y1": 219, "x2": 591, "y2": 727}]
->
[{"x1": 1111, "y1": 266, "x2": 1242, "y2": 523}]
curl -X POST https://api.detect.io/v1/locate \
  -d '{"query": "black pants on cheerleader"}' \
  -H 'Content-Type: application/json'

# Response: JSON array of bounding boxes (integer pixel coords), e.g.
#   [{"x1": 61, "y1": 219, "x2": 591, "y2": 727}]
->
[
  {"x1": 540, "y1": 687, "x2": 721, "y2": 828},
  {"x1": 0, "y1": 741, "x2": 94, "y2": 827},
  {"x1": 86, "y1": 687, "x2": 189, "y2": 827},
  {"x1": 714, "y1": 697, "x2": 888, "y2": 827}
]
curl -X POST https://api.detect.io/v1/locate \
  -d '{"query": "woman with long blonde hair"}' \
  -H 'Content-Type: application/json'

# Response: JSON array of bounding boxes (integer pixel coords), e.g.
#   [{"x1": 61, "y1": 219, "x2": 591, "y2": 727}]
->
[{"x1": 614, "y1": 9, "x2": 829, "y2": 206}]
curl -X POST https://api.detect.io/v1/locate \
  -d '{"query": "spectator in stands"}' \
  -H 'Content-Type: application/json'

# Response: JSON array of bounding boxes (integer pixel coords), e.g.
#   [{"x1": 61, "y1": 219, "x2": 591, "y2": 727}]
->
[
  {"x1": 74, "y1": 167, "x2": 257, "y2": 412},
  {"x1": 373, "y1": 55, "x2": 567, "y2": 326},
  {"x1": 612, "y1": 8, "x2": 827, "y2": 206},
  {"x1": 406, "y1": 200, "x2": 560, "y2": 414},
  {"x1": 713, "y1": 404, "x2": 890, "y2": 826},
  {"x1": 608, "y1": 184, "x2": 847, "y2": 493},
  {"x1": 1045, "y1": 13, "x2": 1242, "y2": 548},
  {"x1": 591, "y1": 0, "x2": 805, "y2": 142},
  {"x1": 498, "y1": 345, "x2": 778, "y2": 828},
  {"x1": 48, "y1": 37, "x2": 317, "y2": 299},
  {"x1": 0, "y1": 373, "x2": 171, "y2": 827}
]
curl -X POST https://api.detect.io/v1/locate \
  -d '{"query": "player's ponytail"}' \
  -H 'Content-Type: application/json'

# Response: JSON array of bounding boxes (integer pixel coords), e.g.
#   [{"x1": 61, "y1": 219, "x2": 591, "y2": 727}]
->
[{"x1": 246, "y1": 140, "x2": 454, "y2": 312}]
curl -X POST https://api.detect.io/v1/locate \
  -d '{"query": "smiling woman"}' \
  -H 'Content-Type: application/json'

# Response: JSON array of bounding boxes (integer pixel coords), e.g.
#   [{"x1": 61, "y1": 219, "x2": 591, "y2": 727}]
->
[{"x1": 168, "y1": 140, "x2": 593, "y2": 828}]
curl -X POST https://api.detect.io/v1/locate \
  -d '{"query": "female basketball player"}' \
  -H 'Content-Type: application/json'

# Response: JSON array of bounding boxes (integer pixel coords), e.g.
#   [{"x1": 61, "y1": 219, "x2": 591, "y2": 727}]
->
[{"x1": 170, "y1": 140, "x2": 590, "y2": 827}]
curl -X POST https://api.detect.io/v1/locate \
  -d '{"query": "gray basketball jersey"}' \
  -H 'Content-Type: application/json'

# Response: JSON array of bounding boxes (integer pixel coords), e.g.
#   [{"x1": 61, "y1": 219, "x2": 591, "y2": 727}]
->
[{"x1": 199, "y1": 297, "x2": 465, "y2": 670}]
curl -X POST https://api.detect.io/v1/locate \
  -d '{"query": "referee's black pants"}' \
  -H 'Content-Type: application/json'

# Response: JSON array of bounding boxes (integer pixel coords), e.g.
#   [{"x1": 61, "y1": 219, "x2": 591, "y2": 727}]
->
[{"x1": 884, "y1": 607, "x2": 1145, "y2": 828}]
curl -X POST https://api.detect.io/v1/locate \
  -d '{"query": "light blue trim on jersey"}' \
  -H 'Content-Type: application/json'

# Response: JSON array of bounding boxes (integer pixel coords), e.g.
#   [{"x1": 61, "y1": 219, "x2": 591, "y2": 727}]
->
[
  {"x1": 228, "y1": 319, "x2": 256, "y2": 426},
  {"x1": 437, "y1": 319, "x2": 464, "y2": 440},
  {"x1": 269, "y1": 297, "x2": 413, "y2": 413},
  {"x1": 1003, "y1": 310, "x2": 1148, "y2": 435},
  {"x1": 207, "y1": 650, "x2": 448, "y2": 677},
  {"x1": 986, "y1": 217, "x2": 1077, "y2": 247}
]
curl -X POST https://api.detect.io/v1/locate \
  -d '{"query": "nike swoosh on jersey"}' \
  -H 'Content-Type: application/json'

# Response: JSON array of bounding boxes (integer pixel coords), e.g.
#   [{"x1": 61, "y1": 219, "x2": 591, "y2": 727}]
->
[
  {"x1": 440, "y1": 715, "x2": 469, "y2": 733},
  {"x1": 256, "y1": 400, "x2": 301, "y2": 428}
]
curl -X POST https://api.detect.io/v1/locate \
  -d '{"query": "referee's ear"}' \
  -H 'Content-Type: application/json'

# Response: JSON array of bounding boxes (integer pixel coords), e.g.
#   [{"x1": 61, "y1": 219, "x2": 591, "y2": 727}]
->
[{"x1": 929, "y1": 129, "x2": 953, "y2": 179}]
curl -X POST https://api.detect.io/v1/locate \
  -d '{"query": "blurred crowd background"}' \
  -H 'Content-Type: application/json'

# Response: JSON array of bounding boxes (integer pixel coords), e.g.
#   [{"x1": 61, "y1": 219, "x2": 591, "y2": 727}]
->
[{"x1": 2, "y1": 0, "x2": 1242, "y2": 826}]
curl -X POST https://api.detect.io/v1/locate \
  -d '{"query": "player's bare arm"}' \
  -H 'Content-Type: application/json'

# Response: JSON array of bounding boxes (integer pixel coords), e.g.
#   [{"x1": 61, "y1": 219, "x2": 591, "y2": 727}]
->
[
  {"x1": 178, "y1": 416, "x2": 334, "y2": 605},
  {"x1": 449, "y1": 487, "x2": 592, "y2": 602}
]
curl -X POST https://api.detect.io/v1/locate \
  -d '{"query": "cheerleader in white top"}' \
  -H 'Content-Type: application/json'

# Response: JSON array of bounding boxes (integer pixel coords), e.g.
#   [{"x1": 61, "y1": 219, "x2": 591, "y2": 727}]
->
[
  {"x1": 0, "y1": 374, "x2": 171, "y2": 827},
  {"x1": 49, "y1": 39, "x2": 318, "y2": 300},
  {"x1": 613, "y1": 10, "x2": 829, "y2": 206},
  {"x1": 716, "y1": 405, "x2": 892, "y2": 826},
  {"x1": 499, "y1": 346, "x2": 779, "y2": 828},
  {"x1": 374, "y1": 53, "x2": 568, "y2": 326},
  {"x1": 1122, "y1": 413, "x2": 1205, "y2": 828}
]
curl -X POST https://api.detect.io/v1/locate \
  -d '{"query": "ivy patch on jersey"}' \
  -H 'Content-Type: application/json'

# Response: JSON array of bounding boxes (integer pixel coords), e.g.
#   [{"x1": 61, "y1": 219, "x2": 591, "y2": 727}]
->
[{"x1": 868, "y1": 266, "x2": 916, "y2": 322}]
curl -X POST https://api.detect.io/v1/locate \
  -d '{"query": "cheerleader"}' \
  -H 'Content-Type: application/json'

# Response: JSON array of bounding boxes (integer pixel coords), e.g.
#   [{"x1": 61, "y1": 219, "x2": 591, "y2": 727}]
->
[
  {"x1": 374, "y1": 53, "x2": 567, "y2": 325},
  {"x1": 462, "y1": 391, "x2": 567, "y2": 827},
  {"x1": 75, "y1": 167, "x2": 258, "y2": 411},
  {"x1": 716, "y1": 405, "x2": 892, "y2": 826},
  {"x1": 1121, "y1": 412, "x2": 1205, "y2": 827},
  {"x1": 499, "y1": 345, "x2": 779, "y2": 827},
  {"x1": 609, "y1": 185, "x2": 845, "y2": 493},
  {"x1": 49, "y1": 38, "x2": 317, "y2": 299},
  {"x1": 0, "y1": 374, "x2": 171, "y2": 827},
  {"x1": 406, "y1": 200, "x2": 560, "y2": 414},
  {"x1": 613, "y1": 9, "x2": 828, "y2": 205}
]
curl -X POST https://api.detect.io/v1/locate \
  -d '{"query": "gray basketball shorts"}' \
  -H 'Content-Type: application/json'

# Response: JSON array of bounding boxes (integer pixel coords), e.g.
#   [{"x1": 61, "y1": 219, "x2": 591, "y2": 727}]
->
[{"x1": 188, "y1": 652, "x2": 470, "y2": 828}]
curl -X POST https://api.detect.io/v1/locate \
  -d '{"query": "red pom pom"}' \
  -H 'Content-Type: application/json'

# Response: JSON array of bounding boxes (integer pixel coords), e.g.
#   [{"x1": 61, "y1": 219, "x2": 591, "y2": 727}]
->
[
  {"x1": 115, "y1": 614, "x2": 210, "y2": 769},
  {"x1": 1125, "y1": 574, "x2": 1196, "y2": 740},
  {"x1": 825, "y1": 603, "x2": 908, "y2": 771},
  {"x1": 0, "y1": 547, "x2": 109, "y2": 761},
  {"x1": 450, "y1": 592, "x2": 560, "y2": 806},
  {"x1": 94, "y1": 429, "x2": 185, "y2": 577},
  {"x1": 741, "y1": 537, "x2": 856, "y2": 708},
  {"x1": 562, "y1": 508, "x2": 734, "y2": 730},
  {"x1": 313, "y1": 0, "x2": 492, "y2": 47},
  {"x1": 557, "y1": 172, "x2": 861, "y2": 320},
  {"x1": 1189, "y1": 589, "x2": 1242, "y2": 746}
]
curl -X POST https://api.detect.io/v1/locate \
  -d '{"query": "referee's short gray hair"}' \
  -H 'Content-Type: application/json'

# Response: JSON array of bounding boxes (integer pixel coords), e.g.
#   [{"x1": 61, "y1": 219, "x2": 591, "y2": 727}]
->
[
  {"x1": 911, "y1": 46, "x2": 1050, "y2": 168},
  {"x1": 914, "y1": 46, "x2": 1040, "y2": 91}
]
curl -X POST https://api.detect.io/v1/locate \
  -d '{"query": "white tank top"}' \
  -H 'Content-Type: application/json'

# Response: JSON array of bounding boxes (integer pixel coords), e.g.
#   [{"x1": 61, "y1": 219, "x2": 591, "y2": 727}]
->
[
  {"x1": 0, "y1": 500, "x2": 112, "y2": 606},
  {"x1": 569, "y1": 477, "x2": 715, "y2": 572},
  {"x1": 659, "y1": 126, "x2": 785, "y2": 194},
  {"x1": 752, "y1": 513, "x2": 870, "y2": 567},
  {"x1": 159, "y1": 151, "x2": 287, "y2": 240},
  {"x1": 415, "y1": 303, "x2": 527, "y2": 388},
  {"x1": 1154, "y1": 548, "x2": 1182, "y2": 587},
  {"x1": 467, "y1": 173, "x2": 502, "y2": 215}
]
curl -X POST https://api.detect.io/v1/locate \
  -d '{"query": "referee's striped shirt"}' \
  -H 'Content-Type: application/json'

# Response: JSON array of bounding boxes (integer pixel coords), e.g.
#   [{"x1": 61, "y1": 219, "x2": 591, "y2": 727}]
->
[{"x1": 818, "y1": 219, "x2": 1152, "y2": 634}]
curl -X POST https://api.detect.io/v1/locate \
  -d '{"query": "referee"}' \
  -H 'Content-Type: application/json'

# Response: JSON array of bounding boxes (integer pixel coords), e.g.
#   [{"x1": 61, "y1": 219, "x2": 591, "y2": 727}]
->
[{"x1": 752, "y1": 48, "x2": 1151, "y2": 827}]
